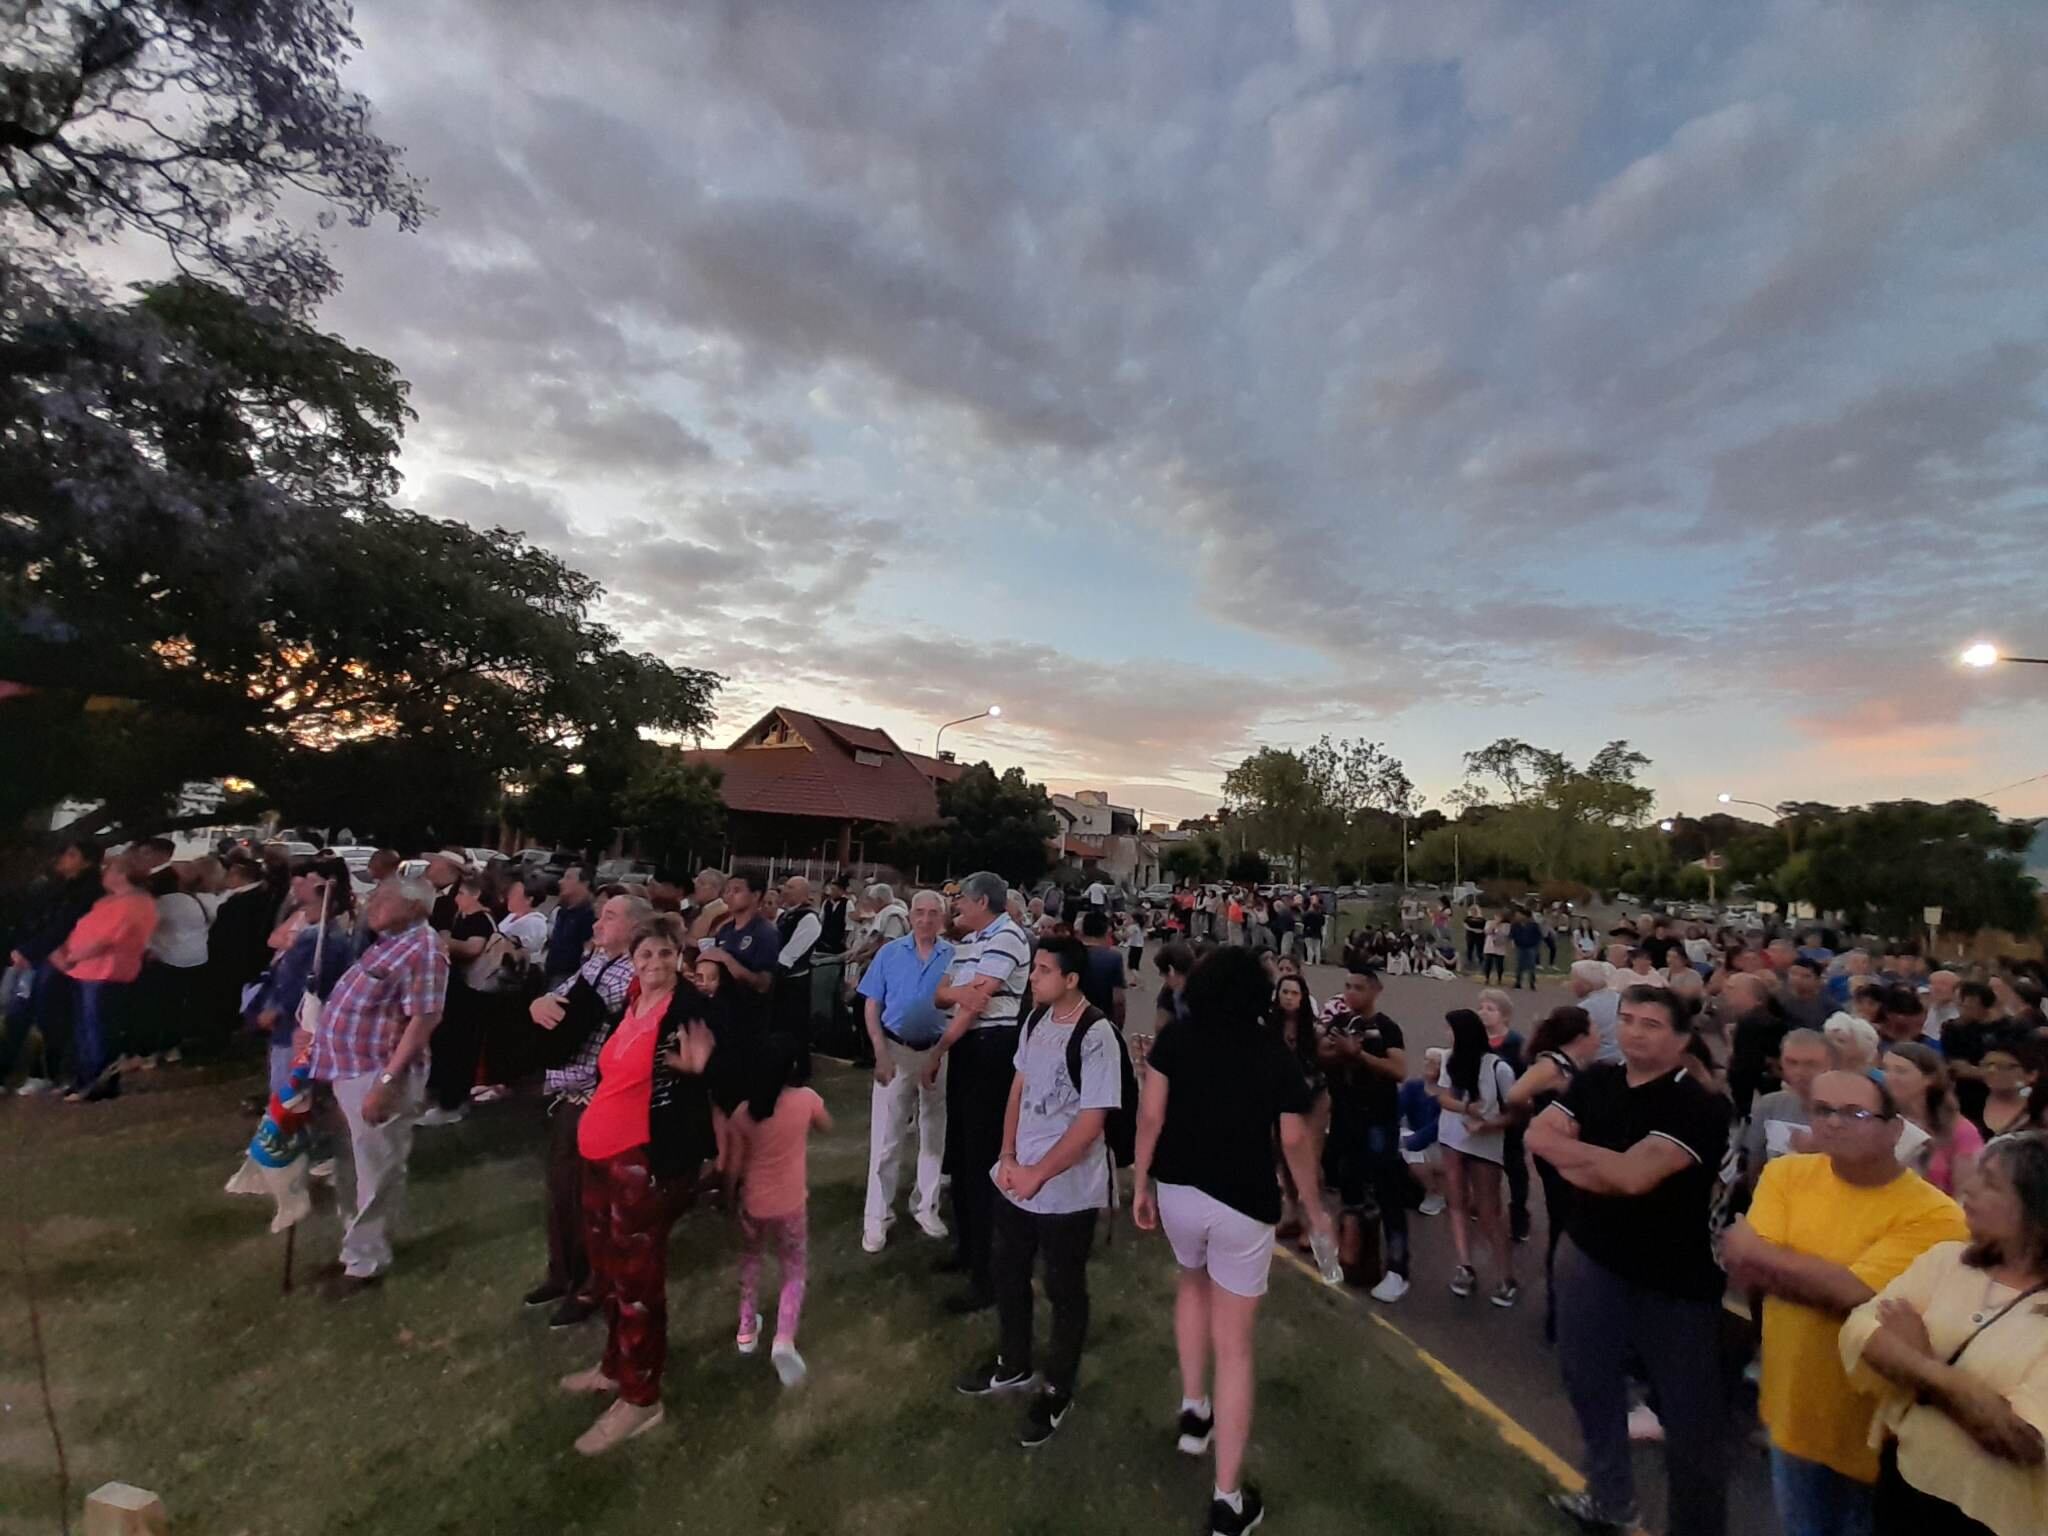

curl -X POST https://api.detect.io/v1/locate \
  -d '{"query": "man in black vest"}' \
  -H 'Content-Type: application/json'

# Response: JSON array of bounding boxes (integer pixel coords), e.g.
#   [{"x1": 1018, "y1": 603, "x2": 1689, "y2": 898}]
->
[
  {"x1": 819, "y1": 878, "x2": 850, "y2": 957},
  {"x1": 775, "y1": 876, "x2": 822, "y2": 1076}
]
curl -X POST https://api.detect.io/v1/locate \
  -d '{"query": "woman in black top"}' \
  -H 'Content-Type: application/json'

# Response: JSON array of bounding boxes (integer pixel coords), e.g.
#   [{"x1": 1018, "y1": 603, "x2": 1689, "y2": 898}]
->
[
  {"x1": 1505, "y1": 1006, "x2": 1600, "y2": 1343},
  {"x1": 1267, "y1": 975, "x2": 1328, "y2": 1245},
  {"x1": 425, "y1": 876, "x2": 499, "y2": 1123},
  {"x1": 1134, "y1": 947, "x2": 1331, "y2": 1536}
]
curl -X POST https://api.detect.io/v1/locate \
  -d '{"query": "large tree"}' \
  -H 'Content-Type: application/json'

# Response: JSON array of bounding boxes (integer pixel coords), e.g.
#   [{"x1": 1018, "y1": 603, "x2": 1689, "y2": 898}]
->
[
  {"x1": 879, "y1": 763, "x2": 1059, "y2": 886},
  {"x1": 1780, "y1": 800, "x2": 2038, "y2": 938},
  {"x1": 1, "y1": 6, "x2": 719, "y2": 846},
  {"x1": 1452, "y1": 737, "x2": 1657, "y2": 884}
]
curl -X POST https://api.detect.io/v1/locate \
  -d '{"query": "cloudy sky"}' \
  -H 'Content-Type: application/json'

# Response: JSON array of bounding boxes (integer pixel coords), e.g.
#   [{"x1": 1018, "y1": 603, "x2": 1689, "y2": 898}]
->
[{"x1": 320, "y1": 0, "x2": 2048, "y2": 824}]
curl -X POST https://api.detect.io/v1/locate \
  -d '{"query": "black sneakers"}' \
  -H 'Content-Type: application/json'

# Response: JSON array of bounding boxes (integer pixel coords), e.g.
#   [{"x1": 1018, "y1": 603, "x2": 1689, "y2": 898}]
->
[
  {"x1": 522, "y1": 1282, "x2": 566, "y2": 1309},
  {"x1": 1018, "y1": 1388, "x2": 1072, "y2": 1447},
  {"x1": 954, "y1": 1357, "x2": 1034, "y2": 1396},
  {"x1": 1209, "y1": 1484, "x2": 1265, "y2": 1535},
  {"x1": 1176, "y1": 1407, "x2": 1215, "y2": 1456},
  {"x1": 1549, "y1": 1490, "x2": 1638, "y2": 1534}
]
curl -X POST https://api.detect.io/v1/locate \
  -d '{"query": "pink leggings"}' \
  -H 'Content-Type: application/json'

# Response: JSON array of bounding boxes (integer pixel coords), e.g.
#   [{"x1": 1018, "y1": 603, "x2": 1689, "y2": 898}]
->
[{"x1": 738, "y1": 1206, "x2": 808, "y2": 1343}]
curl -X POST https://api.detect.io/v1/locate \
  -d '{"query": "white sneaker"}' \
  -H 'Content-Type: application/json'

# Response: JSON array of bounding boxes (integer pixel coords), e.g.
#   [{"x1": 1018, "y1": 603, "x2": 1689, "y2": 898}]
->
[
  {"x1": 417, "y1": 1104, "x2": 467, "y2": 1127},
  {"x1": 1369, "y1": 1272, "x2": 1410, "y2": 1304},
  {"x1": 308, "y1": 1159, "x2": 336, "y2": 1181},
  {"x1": 861, "y1": 1227, "x2": 887, "y2": 1254},
  {"x1": 1627, "y1": 1404, "x2": 1665, "y2": 1443},
  {"x1": 16, "y1": 1077, "x2": 54, "y2": 1096},
  {"x1": 1417, "y1": 1194, "x2": 1447, "y2": 1217},
  {"x1": 771, "y1": 1340, "x2": 807, "y2": 1387},
  {"x1": 915, "y1": 1209, "x2": 949, "y2": 1240}
]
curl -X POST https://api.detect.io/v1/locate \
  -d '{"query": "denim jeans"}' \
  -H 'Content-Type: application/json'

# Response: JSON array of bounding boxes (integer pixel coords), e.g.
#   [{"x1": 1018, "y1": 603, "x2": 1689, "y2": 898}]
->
[
  {"x1": 1514, "y1": 946, "x2": 1539, "y2": 988},
  {"x1": 1326, "y1": 1116, "x2": 1411, "y2": 1278},
  {"x1": 1772, "y1": 1449, "x2": 1872, "y2": 1536},
  {"x1": 0, "y1": 961, "x2": 59, "y2": 1082},
  {"x1": 70, "y1": 978, "x2": 126, "y2": 1090}
]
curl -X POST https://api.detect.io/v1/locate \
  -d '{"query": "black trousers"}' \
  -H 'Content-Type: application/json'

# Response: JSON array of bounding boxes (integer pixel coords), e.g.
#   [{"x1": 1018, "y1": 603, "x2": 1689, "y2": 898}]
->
[
  {"x1": 992, "y1": 1197, "x2": 1098, "y2": 1395},
  {"x1": 1504, "y1": 1121, "x2": 1531, "y2": 1240},
  {"x1": 945, "y1": 1024, "x2": 1020, "y2": 1295},
  {"x1": 428, "y1": 987, "x2": 485, "y2": 1110},
  {"x1": 544, "y1": 1098, "x2": 591, "y2": 1298}
]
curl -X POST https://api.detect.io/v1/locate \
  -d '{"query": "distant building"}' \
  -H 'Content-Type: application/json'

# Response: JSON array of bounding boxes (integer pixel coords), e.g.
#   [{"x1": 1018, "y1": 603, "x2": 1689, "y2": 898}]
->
[
  {"x1": 1050, "y1": 790, "x2": 1160, "y2": 891},
  {"x1": 682, "y1": 706, "x2": 943, "y2": 865}
]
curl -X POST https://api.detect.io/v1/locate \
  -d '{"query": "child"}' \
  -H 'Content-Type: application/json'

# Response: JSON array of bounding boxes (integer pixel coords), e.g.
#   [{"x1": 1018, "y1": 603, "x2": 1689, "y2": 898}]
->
[{"x1": 727, "y1": 1037, "x2": 831, "y2": 1386}]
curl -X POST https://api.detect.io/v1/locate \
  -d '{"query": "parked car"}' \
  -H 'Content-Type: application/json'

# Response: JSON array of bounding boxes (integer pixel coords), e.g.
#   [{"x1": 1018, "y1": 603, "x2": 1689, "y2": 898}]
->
[
  {"x1": 597, "y1": 858, "x2": 657, "y2": 886},
  {"x1": 466, "y1": 846, "x2": 506, "y2": 868},
  {"x1": 329, "y1": 845, "x2": 380, "y2": 869},
  {"x1": 263, "y1": 839, "x2": 317, "y2": 860},
  {"x1": 1140, "y1": 883, "x2": 1176, "y2": 904}
]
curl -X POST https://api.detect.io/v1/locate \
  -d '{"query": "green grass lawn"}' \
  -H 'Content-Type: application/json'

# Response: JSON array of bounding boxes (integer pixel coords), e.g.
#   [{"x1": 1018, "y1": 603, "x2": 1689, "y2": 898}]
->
[{"x1": 2, "y1": 1061, "x2": 1561, "y2": 1535}]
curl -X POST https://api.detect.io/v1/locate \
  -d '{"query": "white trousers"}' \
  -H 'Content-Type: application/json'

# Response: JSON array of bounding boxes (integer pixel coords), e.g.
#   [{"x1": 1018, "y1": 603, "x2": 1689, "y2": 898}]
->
[
  {"x1": 330, "y1": 1067, "x2": 422, "y2": 1278},
  {"x1": 863, "y1": 1040, "x2": 948, "y2": 1233}
]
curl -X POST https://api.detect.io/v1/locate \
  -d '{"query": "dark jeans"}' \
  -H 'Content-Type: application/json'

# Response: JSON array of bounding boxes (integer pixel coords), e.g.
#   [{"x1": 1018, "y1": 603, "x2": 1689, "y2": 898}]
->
[
  {"x1": 135, "y1": 959, "x2": 202, "y2": 1057},
  {"x1": 1504, "y1": 1121, "x2": 1530, "y2": 1241},
  {"x1": 69, "y1": 977, "x2": 129, "y2": 1091},
  {"x1": 775, "y1": 970, "x2": 814, "y2": 1080},
  {"x1": 991, "y1": 1197, "x2": 1098, "y2": 1395},
  {"x1": 1874, "y1": 1443, "x2": 1990, "y2": 1536},
  {"x1": 0, "y1": 962, "x2": 60, "y2": 1082},
  {"x1": 1555, "y1": 1239, "x2": 1727, "y2": 1536},
  {"x1": 1536, "y1": 1157, "x2": 1571, "y2": 1342},
  {"x1": 1514, "y1": 946, "x2": 1539, "y2": 988},
  {"x1": 945, "y1": 1024, "x2": 1020, "y2": 1296},
  {"x1": 1325, "y1": 1115, "x2": 1410, "y2": 1278},
  {"x1": 1465, "y1": 933, "x2": 1484, "y2": 966},
  {"x1": 545, "y1": 1098, "x2": 591, "y2": 1298},
  {"x1": 1482, "y1": 953, "x2": 1505, "y2": 983}
]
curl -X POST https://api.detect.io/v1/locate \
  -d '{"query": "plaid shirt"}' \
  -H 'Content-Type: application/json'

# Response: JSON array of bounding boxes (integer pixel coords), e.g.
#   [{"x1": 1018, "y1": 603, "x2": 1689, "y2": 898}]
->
[
  {"x1": 309, "y1": 919, "x2": 449, "y2": 1082},
  {"x1": 544, "y1": 950, "x2": 636, "y2": 1098}
]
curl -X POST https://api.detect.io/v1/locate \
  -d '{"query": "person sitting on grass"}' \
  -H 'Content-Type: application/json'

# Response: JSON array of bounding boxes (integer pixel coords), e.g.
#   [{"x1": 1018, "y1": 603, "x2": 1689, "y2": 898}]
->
[{"x1": 727, "y1": 1035, "x2": 831, "y2": 1388}]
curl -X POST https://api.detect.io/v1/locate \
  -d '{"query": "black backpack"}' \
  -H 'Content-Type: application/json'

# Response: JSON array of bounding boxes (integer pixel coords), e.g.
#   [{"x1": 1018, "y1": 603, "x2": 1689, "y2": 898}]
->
[{"x1": 1023, "y1": 1003, "x2": 1139, "y2": 1168}]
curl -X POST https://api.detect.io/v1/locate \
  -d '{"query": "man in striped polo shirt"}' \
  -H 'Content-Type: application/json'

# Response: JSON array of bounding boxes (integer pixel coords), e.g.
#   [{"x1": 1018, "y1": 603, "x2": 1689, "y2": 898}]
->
[{"x1": 924, "y1": 870, "x2": 1032, "y2": 1313}]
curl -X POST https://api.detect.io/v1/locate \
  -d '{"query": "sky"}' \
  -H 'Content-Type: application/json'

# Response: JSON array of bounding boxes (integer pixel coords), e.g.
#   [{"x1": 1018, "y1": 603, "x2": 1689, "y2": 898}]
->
[{"x1": 309, "y1": 0, "x2": 2048, "y2": 826}]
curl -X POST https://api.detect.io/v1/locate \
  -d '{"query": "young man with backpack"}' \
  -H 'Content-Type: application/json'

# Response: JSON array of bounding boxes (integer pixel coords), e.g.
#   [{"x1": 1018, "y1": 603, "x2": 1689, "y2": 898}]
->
[{"x1": 955, "y1": 935, "x2": 1125, "y2": 1447}]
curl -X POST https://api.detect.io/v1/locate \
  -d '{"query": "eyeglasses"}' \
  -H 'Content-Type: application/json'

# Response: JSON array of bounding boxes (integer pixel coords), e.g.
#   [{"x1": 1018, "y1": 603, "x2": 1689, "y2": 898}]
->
[{"x1": 1808, "y1": 1102, "x2": 1892, "y2": 1125}]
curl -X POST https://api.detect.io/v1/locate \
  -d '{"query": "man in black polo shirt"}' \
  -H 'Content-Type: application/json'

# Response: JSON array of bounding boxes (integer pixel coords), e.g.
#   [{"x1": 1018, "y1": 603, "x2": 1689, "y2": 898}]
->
[
  {"x1": 703, "y1": 872, "x2": 781, "y2": 1036},
  {"x1": 1942, "y1": 980, "x2": 2001, "y2": 1125},
  {"x1": 1527, "y1": 983, "x2": 1731, "y2": 1536},
  {"x1": 1315, "y1": 966, "x2": 1410, "y2": 1303}
]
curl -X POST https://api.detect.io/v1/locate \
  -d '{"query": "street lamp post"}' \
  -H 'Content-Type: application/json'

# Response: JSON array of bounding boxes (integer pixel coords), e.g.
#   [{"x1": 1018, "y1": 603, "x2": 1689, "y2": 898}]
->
[
  {"x1": 1962, "y1": 644, "x2": 2048, "y2": 669},
  {"x1": 933, "y1": 704, "x2": 1001, "y2": 758},
  {"x1": 1718, "y1": 791, "x2": 1796, "y2": 860}
]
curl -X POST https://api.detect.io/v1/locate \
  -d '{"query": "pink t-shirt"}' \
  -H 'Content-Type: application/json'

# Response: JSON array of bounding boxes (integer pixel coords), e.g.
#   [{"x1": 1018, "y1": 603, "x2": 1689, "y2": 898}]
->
[
  {"x1": 1925, "y1": 1117, "x2": 1985, "y2": 1197},
  {"x1": 734, "y1": 1086, "x2": 824, "y2": 1219},
  {"x1": 57, "y1": 892, "x2": 159, "y2": 984}
]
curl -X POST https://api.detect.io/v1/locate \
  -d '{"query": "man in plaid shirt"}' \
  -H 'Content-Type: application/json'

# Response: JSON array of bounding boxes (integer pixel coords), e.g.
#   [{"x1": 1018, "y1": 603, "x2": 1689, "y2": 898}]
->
[
  {"x1": 308, "y1": 877, "x2": 448, "y2": 1296},
  {"x1": 522, "y1": 892, "x2": 645, "y2": 1327}
]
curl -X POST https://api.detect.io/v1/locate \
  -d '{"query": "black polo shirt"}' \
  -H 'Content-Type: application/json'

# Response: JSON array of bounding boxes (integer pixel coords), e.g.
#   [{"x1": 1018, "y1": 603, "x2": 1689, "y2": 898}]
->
[{"x1": 1553, "y1": 1061, "x2": 1730, "y2": 1302}]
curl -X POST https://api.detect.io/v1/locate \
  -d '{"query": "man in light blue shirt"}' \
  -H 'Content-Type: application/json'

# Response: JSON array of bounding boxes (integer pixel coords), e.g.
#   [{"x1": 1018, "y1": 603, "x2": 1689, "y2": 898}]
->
[{"x1": 857, "y1": 888, "x2": 955, "y2": 1252}]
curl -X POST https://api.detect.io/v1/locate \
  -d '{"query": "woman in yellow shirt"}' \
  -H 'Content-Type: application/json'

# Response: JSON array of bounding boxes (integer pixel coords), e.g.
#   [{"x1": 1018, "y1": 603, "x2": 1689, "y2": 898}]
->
[{"x1": 1841, "y1": 1132, "x2": 2048, "y2": 1536}]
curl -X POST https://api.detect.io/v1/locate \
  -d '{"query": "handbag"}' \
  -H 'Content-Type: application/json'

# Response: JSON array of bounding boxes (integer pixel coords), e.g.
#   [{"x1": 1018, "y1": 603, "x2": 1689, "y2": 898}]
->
[
  {"x1": 466, "y1": 933, "x2": 531, "y2": 994},
  {"x1": 295, "y1": 884, "x2": 332, "y2": 1037}
]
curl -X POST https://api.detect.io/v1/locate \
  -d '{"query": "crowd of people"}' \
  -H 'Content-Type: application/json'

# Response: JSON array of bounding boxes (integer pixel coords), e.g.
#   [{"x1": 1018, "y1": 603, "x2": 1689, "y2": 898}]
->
[{"x1": 9, "y1": 841, "x2": 2048, "y2": 1536}]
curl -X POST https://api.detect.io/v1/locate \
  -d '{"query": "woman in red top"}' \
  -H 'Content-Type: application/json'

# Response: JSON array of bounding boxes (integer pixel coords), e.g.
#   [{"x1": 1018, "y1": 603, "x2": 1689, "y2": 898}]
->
[
  {"x1": 559, "y1": 915, "x2": 716, "y2": 1456},
  {"x1": 51, "y1": 849, "x2": 158, "y2": 1103}
]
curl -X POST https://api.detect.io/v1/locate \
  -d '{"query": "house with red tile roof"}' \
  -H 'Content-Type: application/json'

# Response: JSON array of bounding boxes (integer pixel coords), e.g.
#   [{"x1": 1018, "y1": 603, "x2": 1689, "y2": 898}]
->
[{"x1": 682, "y1": 707, "x2": 945, "y2": 865}]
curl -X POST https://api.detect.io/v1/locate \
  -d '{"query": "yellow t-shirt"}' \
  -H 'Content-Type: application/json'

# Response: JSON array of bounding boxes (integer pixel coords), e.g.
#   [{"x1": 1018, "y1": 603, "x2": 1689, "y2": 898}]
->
[{"x1": 1749, "y1": 1153, "x2": 1969, "y2": 1480}]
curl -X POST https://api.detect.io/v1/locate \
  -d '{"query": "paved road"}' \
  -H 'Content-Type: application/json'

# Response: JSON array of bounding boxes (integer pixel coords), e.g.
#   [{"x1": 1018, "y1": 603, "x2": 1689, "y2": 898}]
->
[{"x1": 1215, "y1": 960, "x2": 1779, "y2": 1536}]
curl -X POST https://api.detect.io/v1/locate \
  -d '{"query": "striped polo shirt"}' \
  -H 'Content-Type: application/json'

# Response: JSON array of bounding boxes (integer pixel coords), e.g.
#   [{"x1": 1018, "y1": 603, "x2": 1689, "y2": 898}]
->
[{"x1": 950, "y1": 911, "x2": 1032, "y2": 1030}]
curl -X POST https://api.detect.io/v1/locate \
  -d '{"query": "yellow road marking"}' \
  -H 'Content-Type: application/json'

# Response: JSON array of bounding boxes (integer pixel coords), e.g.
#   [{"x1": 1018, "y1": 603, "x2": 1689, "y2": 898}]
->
[{"x1": 1275, "y1": 1247, "x2": 1585, "y2": 1491}]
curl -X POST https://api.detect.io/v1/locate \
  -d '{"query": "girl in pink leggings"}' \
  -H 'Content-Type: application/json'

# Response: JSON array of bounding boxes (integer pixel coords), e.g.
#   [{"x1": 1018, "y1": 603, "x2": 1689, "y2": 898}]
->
[{"x1": 728, "y1": 1041, "x2": 831, "y2": 1386}]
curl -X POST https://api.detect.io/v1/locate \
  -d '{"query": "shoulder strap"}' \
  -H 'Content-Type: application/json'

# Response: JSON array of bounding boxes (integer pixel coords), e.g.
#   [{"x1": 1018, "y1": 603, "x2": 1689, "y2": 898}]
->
[{"x1": 1944, "y1": 1280, "x2": 2048, "y2": 1368}]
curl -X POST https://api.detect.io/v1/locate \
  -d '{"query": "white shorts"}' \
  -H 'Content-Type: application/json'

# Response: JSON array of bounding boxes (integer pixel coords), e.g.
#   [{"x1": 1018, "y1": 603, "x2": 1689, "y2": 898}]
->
[{"x1": 1156, "y1": 1181, "x2": 1276, "y2": 1299}]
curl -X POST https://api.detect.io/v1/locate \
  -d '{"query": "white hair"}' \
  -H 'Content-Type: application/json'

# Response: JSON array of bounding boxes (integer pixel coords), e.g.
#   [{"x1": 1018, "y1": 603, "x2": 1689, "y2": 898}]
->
[
  {"x1": 910, "y1": 888, "x2": 945, "y2": 911},
  {"x1": 1823, "y1": 1011, "x2": 1881, "y2": 1070},
  {"x1": 959, "y1": 870, "x2": 1007, "y2": 911},
  {"x1": 1570, "y1": 959, "x2": 1610, "y2": 991},
  {"x1": 865, "y1": 882, "x2": 895, "y2": 906},
  {"x1": 391, "y1": 875, "x2": 435, "y2": 913}
]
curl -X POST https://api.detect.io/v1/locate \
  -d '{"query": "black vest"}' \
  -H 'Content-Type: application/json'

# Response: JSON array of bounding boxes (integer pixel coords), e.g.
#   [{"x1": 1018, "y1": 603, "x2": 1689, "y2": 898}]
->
[
  {"x1": 776, "y1": 905, "x2": 816, "y2": 979},
  {"x1": 819, "y1": 898, "x2": 848, "y2": 955}
]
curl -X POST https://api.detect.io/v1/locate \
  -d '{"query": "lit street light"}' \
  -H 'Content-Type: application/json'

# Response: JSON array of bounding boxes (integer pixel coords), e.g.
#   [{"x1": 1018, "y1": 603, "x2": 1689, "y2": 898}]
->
[
  {"x1": 1719, "y1": 791, "x2": 1796, "y2": 858},
  {"x1": 1962, "y1": 643, "x2": 2048, "y2": 668},
  {"x1": 933, "y1": 704, "x2": 1001, "y2": 757}
]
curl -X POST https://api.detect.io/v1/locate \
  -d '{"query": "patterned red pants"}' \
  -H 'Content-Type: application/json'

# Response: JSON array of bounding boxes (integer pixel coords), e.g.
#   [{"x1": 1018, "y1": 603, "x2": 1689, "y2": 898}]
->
[{"x1": 581, "y1": 1149, "x2": 671, "y2": 1406}]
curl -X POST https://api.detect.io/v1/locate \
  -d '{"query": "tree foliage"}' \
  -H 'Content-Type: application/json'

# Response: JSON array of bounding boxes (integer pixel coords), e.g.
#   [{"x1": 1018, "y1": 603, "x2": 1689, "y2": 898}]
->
[
  {"x1": 1221, "y1": 736, "x2": 1416, "y2": 879},
  {"x1": 620, "y1": 759, "x2": 727, "y2": 876},
  {"x1": 1779, "y1": 800, "x2": 2039, "y2": 937},
  {"x1": 1450, "y1": 738, "x2": 1657, "y2": 883},
  {"x1": 878, "y1": 763, "x2": 1058, "y2": 886},
  {"x1": 3, "y1": 0, "x2": 428, "y2": 312}
]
